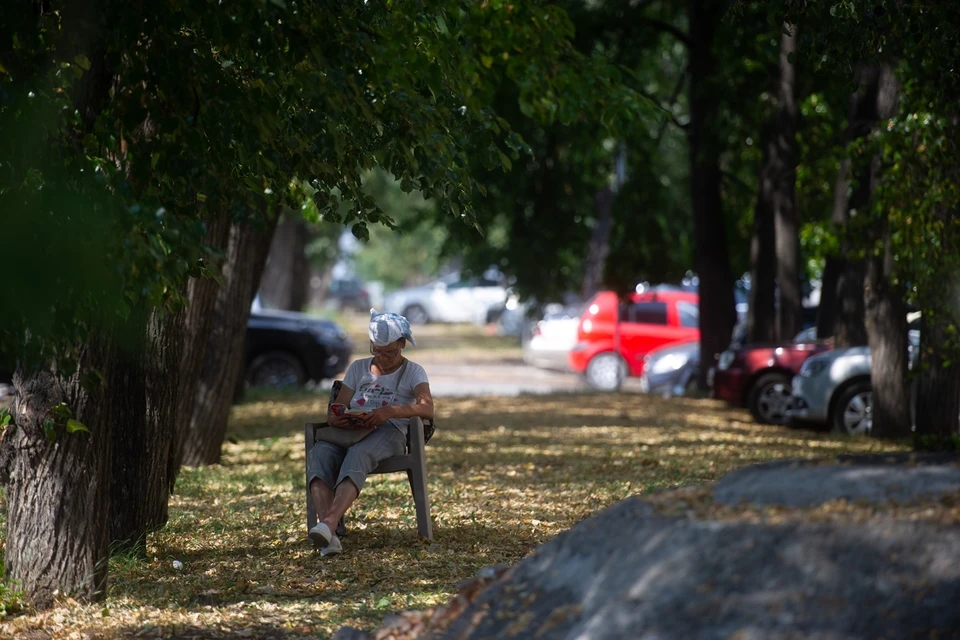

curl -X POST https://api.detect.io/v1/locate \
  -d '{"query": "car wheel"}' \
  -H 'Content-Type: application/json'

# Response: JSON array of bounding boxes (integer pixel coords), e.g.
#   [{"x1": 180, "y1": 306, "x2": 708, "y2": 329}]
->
[
  {"x1": 747, "y1": 372, "x2": 793, "y2": 425},
  {"x1": 585, "y1": 353, "x2": 626, "y2": 391},
  {"x1": 403, "y1": 304, "x2": 429, "y2": 325},
  {"x1": 246, "y1": 351, "x2": 307, "y2": 389},
  {"x1": 831, "y1": 381, "x2": 873, "y2": 436}
]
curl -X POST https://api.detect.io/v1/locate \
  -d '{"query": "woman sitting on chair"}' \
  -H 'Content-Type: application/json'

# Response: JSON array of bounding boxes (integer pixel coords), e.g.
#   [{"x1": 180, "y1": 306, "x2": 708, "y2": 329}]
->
[{"x1": 306, "y1": 310, "x2": 433, "y2": 556}]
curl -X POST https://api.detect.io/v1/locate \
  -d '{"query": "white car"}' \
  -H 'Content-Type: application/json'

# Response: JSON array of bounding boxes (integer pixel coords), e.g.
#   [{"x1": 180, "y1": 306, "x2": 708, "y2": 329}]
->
[
  {"x1": 522, "y1": 304, "x2": 582, "y2": 371},
  {"x1": 382, "y1": 271, "x2": 507, "y2": 325}
]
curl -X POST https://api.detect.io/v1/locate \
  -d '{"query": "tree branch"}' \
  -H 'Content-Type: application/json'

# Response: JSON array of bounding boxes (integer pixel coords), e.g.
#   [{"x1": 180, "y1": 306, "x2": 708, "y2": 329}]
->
[
  {"x1": 638, "y1": 86, "x2": 688, "y2": 133},
  {"x1": 655, "y1": 69, "x2": 688, "y2": 146}
]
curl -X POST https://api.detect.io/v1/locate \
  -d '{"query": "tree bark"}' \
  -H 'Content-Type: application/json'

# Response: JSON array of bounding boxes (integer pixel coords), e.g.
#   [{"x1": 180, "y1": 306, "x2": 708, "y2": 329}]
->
[
  {"x1": 182, "y1": 215, "x2": 278, "y2": 466},
  {"x1": 865, "y1": 223, "x2": 911, "y2": 438},
  {"x1": 857, "y1": 63, "x2": 908, "y2": 438},
  {"x1": 2, "y1": 342, "x2": 113, "y2": 609},
  {"x1": 171, "y1": 209, "x2": 232, "y2": 477},
  {"x1": 259, "y1": 211, "x2": 312, "y2": 312},
  {"x1": 689, "y1": 0, "x2": 736, "y2": 383},
  {"x1": 746, "y1": 137, "x2": 777, "y2": 344},
  {"x1": 106, "y1": 307, "x2": 149, "y2": 553},
  {"x1": 773, "y1": 25, "x2": 802, "y2": 341}
]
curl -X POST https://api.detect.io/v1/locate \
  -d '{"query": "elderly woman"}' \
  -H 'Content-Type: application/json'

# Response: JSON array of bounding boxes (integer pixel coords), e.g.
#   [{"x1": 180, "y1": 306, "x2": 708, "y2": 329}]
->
[{"x1": 306, "y1": 311, "x2": 433, "y2": 556}]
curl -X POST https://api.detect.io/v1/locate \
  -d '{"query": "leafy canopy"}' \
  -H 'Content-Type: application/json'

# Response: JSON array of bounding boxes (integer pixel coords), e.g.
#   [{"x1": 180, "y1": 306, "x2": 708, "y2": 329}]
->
[{"x1": 0, "y1": 0, "x2": 646, "y2": 370}]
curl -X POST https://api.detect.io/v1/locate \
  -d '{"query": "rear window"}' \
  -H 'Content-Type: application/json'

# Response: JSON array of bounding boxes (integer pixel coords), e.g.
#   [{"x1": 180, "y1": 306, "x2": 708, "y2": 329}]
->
[{"x1": 619, "y1": 301, "x2": 668, "y2": 325}]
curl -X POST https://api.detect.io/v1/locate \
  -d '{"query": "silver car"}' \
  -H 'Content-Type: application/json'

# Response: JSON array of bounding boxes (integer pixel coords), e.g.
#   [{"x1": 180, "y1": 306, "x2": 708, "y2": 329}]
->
[{"x1": 789, "y1": 331, "x2": 920, "y2": 435}]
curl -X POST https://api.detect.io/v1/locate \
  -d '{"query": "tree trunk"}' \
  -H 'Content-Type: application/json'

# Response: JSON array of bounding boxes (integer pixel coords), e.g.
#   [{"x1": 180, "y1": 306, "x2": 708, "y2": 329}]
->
[
  {"x1": 856, "y1": 63, "x2": 907, "y2": 438},
  {"x1": 182, "y1": 216, "x2": 278, "y2": 466},
  {"x1": 825, "y1": 158, "x2": 867, "y2": 347},
  {"x1": 259, "y1": 211, "x2": 312, "y2": 312},
  {"x1": 746, "y1": 137, "x2": 777, "y2": 344},
  {"x1": 142, "y1": 305, "x2": 185, "y2": 531},
  {"x1": 106, "y1": 307, "x2": 150, "y2": 553},
  {"x1": 773, "y1": 25, "x2": 802, "y2": 341},
  {"x1": 865, "y1": 225, "x2": 910, "y2": 438},
  {"x1": 1, "y1": 342, "x2": 113, "y2": 609},
  {"x1": 171, "y1": 209, "x2": 232, "y2": 477},
  {"x1": 689, "y1": 0, "x2": 736, "y2": 384},
  {"x1": 581, "y1": 185, "x2": 614, "y2": 301}
]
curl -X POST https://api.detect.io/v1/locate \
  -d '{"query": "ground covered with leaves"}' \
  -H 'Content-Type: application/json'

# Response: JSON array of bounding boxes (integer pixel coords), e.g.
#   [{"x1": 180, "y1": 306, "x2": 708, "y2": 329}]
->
[{"x1": 1, "y1": 390, "x2": 908, "y2": 639}]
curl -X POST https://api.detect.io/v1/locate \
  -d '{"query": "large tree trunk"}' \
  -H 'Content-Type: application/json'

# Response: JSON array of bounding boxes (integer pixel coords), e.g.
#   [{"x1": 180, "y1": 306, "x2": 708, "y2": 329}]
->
[
  {"x1": 106, "y1": 308, "x2": 150, "y2": 553},
  {"x1": 1, "y1": 342, "x2": 114, "y2": 609},
  {"x1": 259, "y1": 211, "x2": 312, "y2": 312},
  {"x1": 182, "y1": 216, "x2": 278, "y2": 466},
  {"x1": 773, "y1": 25, "x2": 802, "y2": 341},
  {"x1": 689, "y1": 0, "x2": 736, "y2": 384},
  {"x1": 855, "y1": 63, "x2": 908, "y2": 438},
  {"x1": 819, "y1": 62, "x2": 899, "y2": 348},
  {"x1": 865, "y1": 225, "x2": 910, "y2": 438},
  {"x1": 142, "y1": 305, "x2": 186, "y2": 530},
  {"x1": 746, "y1": 137, "x2": 777, "y2": 344},
  {"x1": 170, "y1": 210, "x2": 232, "y2": 477}
]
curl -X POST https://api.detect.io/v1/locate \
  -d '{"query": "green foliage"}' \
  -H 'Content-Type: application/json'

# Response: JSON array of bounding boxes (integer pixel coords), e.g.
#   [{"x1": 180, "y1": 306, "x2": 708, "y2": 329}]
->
[
  {"x1": 2, "y1": 0, "x2": 630, "y2": 374},
  {"x1": 351, "y1": 169, "x2": 448, "y2": 290},
  {"x1": 0, "y1": 579, "x2": 25, "y2": 619}
]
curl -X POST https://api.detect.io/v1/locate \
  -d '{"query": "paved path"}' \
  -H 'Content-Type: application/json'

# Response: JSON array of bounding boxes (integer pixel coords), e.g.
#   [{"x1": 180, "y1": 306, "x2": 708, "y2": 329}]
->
[{"x1": 419, "y1": 359, "x2": 645, "y2": 397}]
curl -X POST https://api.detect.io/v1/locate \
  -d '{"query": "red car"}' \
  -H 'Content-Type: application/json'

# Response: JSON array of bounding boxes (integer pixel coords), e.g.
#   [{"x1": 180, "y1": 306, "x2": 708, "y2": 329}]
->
[
  {"x1": 569, "y1": 289, "x2": 700, "y2": 390},
  {"x1": 708, "y1": 336, "x2": 832, "y2": 425}
]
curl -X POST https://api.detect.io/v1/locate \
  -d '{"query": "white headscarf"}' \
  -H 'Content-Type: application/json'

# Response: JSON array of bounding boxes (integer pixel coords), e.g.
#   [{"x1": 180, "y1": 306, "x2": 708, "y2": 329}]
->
[{"x1": 368, "y1": 309, "x2": 417, "y2": 347}]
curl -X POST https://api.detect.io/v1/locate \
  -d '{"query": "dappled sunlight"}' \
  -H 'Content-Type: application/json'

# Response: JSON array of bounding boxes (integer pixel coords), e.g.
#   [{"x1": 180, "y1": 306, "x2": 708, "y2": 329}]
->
[{"x1": 1, "y1": 391, "x2": 908, "y2": 639}]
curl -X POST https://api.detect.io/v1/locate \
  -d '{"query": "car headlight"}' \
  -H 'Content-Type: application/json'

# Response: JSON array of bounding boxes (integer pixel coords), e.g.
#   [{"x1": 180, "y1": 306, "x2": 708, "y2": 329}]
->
[
  {"x1": 799, "y1": 359, "x2": 828, "y2": 378},
  {"x1": 650, "y1": 352, "x2": 690, "y2": 375},
  {"x1": 717, "y1": 350, "x2": 736, "y2": 371}
]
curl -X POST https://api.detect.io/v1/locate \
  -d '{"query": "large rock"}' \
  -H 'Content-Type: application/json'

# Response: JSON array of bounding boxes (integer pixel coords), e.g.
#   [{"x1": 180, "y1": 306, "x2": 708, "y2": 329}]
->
[
  {"x1": 713, "y1": 453, "x2": 960, "y2": 508},
  {"x1": 435, "y1": 499, "x2": 960, "y2": 639},
  {"x1": 336, "y1": 457, "x2": 960, "y2": 640}
]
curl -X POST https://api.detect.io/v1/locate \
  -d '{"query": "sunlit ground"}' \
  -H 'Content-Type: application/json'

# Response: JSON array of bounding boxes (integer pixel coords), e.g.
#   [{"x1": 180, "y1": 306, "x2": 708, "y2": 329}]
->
[{"x1": 0, "y1": 391, "x2": 910, "y2": 639}]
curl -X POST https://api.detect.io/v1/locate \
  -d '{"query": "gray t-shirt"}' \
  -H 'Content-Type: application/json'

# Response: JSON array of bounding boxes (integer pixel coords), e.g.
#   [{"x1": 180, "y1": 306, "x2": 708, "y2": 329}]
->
[{"x1": 342, "y1": 357, "x2": 429, "y2": 435}]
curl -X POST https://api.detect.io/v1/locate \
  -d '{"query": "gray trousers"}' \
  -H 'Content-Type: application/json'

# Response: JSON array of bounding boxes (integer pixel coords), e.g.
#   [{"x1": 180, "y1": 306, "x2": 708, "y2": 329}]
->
[{"x1": 306, "y1": 423, "x2": 405, "y2": 494}]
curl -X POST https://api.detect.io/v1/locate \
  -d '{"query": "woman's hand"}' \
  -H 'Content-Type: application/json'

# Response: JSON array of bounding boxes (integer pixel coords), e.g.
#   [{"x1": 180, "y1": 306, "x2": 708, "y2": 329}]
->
[
  {"x1": 357, "y1": 406, "x2": 397, "y2": 429},
  {"x1": 327, "y1": 411, "x2": 351, "y2": 428}
]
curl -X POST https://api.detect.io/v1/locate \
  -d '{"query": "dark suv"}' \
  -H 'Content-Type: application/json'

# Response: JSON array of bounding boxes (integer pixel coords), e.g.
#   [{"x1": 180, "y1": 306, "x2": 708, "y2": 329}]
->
[{"x1": 243, "y1": 303, "x2": 353, "y2": 389}]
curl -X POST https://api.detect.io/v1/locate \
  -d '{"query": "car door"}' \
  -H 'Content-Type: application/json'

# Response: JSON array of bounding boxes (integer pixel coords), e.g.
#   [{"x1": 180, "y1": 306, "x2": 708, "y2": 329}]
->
[
  {"x1": 616, "y1": 301, "x2": 673, "y2": 375},
  {"x1": 618, "y1": 299, "x2": 700, "y2": 375}
]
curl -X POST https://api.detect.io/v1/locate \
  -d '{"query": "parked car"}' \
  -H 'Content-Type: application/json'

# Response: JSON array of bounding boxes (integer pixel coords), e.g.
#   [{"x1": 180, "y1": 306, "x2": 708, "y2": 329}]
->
[
  {"x1": 639, "y1": 340, "x2": 700, "y2": 397},
  {"x1": 569, "y1": 288, "x2": 700, "y2": 391},
  {"x1": 789, "y1": 330, "x2": 921, "y2": 435},
  {"x1": 243, "y1": 300, "x2": 353, "y2": 389},
  {"x1": 522, "y1": 303, "x2": 583, "y2": 371},
  {"x1": 326, "y1": 278, "x2": 371, "y2": 313},
  {"x1": 708, "y1": 330, "x2": 832, "y2": 425},
  {"x1": 382, "y1": 271, "x2": 508, "y2": 325}
]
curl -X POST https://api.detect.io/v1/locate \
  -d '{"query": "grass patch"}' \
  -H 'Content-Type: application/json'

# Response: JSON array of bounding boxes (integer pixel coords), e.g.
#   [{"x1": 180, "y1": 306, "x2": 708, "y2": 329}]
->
[{"x1": 0, "y1": 391, "x2": 906, "y2": 639}]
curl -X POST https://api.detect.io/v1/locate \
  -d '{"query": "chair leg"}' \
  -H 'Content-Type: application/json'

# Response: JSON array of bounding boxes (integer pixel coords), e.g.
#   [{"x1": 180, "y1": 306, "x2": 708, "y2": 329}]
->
[{"x1": 410, "y1": 463, "x2": 432, "y2": 541}]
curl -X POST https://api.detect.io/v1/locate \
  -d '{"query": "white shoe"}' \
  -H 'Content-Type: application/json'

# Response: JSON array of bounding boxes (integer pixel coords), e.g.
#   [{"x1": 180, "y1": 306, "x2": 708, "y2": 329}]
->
[
  {"x1": 308, "y1": 522, "x2": 332, "y2": 547},
  {"x1": 321, "y1": 535, "x2": 342, "y2": 557}
]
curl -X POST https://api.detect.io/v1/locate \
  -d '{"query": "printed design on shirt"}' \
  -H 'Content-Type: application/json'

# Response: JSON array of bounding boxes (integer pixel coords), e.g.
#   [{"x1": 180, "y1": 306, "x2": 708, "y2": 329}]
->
[{"x1": 354, "y1": 380, "x2": 400, "y2": 410}]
